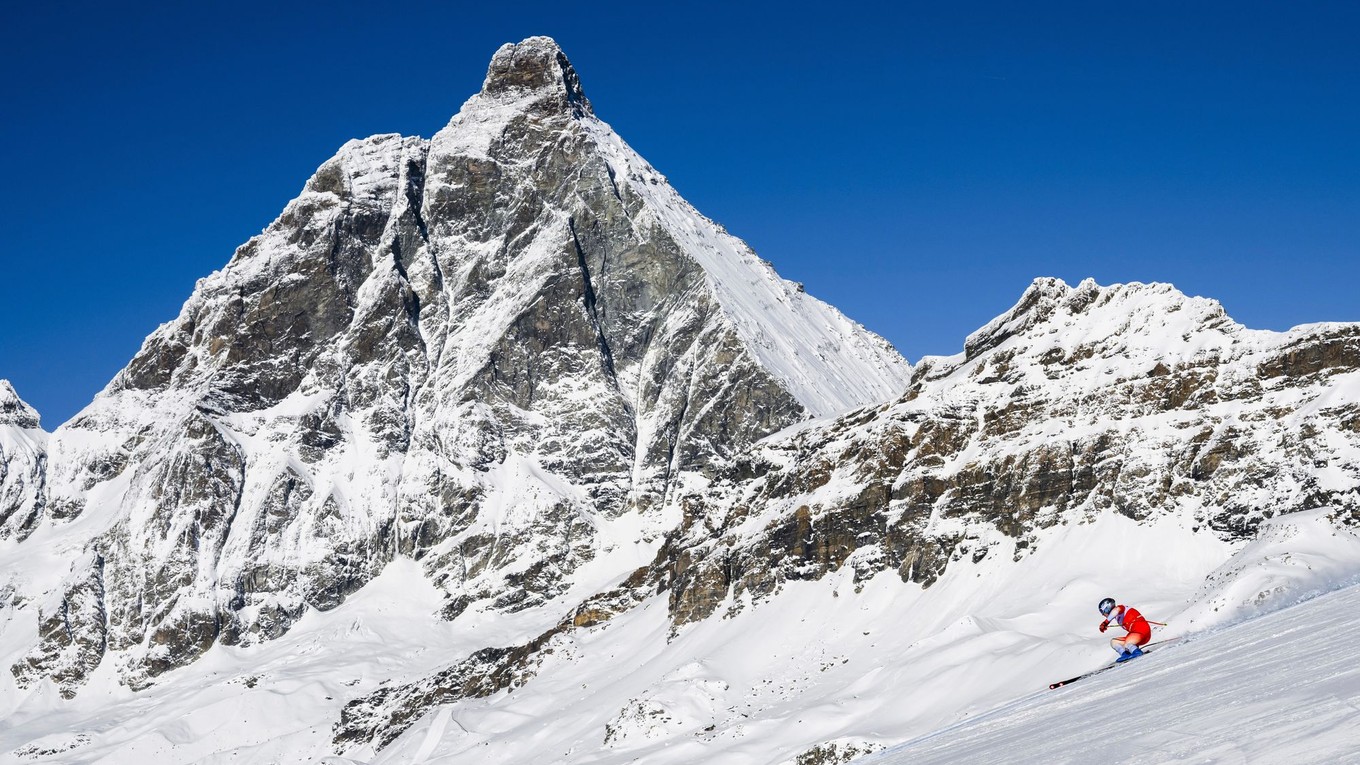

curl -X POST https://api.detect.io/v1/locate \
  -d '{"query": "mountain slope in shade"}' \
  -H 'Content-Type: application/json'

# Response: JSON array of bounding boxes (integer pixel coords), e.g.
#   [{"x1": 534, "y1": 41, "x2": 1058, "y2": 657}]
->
[{"x1": 3, "y1": 36, "x2": 909, "y2": 697}]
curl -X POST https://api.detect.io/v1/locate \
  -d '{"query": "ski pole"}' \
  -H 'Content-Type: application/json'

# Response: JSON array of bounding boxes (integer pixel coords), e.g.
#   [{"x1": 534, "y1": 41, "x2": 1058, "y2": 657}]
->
[{"x1": 1147, "y1": 620, "x2": 1168, "y2": 626}]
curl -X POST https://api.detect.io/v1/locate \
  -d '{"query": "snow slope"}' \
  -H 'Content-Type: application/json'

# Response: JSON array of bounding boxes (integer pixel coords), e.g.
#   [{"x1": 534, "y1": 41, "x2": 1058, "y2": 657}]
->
[
  {"x1": 0, "y1": 560, "x2": 469, "y2": 764},
  {"x1": 0, "y1": 478, "x2": 1355, "y2": 763},
  {"x1": 873, "y1": 579, "x2": 1360, "y2": 765},
  {"x1": 349, "y1": 507, "x2": 1358, "y2": 765}
]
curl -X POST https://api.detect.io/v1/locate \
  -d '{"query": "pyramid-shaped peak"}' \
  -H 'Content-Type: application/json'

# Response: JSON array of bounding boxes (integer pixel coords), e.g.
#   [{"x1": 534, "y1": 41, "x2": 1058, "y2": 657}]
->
[{"x1": 481, "y1": 36, "x2": 591, "y2": 115}]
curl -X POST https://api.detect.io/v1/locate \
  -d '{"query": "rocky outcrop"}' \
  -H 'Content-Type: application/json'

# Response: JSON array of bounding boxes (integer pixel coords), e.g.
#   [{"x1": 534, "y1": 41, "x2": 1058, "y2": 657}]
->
[
  {"x1": 0, "y1": 380, "x2": 46, "y2": 541},
  {"x1": 659, "y1": 279, "x2": 1360, "y2": 624},
  {"x1": 11, "y1": 553, "x2": 105, "y2": 698},
  {"x1": 8, "y1": 37, "x2": 910, "y2": 693},
  {"x1": 335, "y1": 562, "x2": 656, "y2": 750},
  {"x1": 793, "y1": 740, "x2": 885, "y2": 765},
  {"x1": 0, "y1": 381, "x2": 41, "y2": 430}
]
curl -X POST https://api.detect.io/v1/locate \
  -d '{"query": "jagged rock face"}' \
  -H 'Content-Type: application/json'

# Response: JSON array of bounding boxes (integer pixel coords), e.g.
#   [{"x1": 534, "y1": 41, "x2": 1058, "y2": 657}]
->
[
  {"x1": 0, "y1": 381, "x2": 46, "y2": 541},
  {"x1": 662, "y1": 278, "x2": 1360, "y2": 623},
  {"x1": 10, "y1": 553, "x2": 105, "y2": 698},
  {"x1": 11, "y1": 37, "x2": 910, "y2": 694}
]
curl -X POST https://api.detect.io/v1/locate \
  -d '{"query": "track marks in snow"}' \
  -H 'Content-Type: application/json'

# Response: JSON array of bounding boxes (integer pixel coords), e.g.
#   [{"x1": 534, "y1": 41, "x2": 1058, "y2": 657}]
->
[
  {"x1": 872, "y1": 582, "x2": 1360, "y2": 765},
  {"x1": 411, "y1": 706, "x2": 452, "y2": 762}
]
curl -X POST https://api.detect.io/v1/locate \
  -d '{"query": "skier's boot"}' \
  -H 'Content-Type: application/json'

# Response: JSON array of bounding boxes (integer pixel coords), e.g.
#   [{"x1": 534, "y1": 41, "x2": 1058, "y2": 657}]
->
[{"x1": 1115, "y1": 646, "x2": 1144, "y2": 663}]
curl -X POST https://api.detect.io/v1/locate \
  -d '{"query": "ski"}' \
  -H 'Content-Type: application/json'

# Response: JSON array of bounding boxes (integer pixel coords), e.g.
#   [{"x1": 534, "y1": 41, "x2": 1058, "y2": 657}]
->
[
  {"x1": 1047, "y1": 661, "x2": 1127, "y2": 690},
  {"x1": 1047, "y1": 638, "x2": 1180, "y2": 690}
]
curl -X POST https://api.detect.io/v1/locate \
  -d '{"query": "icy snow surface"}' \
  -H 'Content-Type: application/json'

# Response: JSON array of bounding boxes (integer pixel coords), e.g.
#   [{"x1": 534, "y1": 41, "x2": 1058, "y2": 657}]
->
[{"x1": 873, "y1": 579, "x2": 1360, "y2": 765}]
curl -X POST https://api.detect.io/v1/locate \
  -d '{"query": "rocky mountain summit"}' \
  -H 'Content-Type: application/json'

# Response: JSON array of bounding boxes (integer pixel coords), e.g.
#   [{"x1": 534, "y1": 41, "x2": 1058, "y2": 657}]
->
[
  {"x1": 1, "y1": 37, "x2": 1357, "y2": 765},
  {"x1": 4, "y1": 36, "x2": 909, "y2": 698}
]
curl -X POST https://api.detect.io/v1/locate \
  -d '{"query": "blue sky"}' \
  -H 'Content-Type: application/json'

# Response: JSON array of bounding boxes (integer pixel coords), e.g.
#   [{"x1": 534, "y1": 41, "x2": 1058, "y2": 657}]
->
[{"x1": 2, "y1": 1, "x2": 1356, "y2": 427}]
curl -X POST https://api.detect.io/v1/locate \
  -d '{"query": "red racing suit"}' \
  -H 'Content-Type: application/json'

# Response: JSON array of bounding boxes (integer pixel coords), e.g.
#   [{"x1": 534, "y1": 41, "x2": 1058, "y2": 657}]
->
[{"x1": 1102, "y1": 605, "x2": 1152, "y2": 645}]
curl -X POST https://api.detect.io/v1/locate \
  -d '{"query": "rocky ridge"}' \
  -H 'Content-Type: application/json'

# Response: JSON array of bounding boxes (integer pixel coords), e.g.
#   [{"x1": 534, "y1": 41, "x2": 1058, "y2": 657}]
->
[{"x1": 661, "y1": 277, "x2": 1360, "y2": 619}]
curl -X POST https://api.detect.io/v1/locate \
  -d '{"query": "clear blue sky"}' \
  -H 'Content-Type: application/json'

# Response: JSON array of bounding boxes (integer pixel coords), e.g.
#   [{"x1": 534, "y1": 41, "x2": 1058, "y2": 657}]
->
[{"x1": 2, "y1": 1, "x2": 1357, "y2": 428}]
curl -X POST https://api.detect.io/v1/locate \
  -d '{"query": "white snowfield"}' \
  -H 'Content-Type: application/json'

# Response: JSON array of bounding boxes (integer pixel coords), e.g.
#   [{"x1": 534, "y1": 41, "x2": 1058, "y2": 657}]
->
[
  {"x1": 350, "y1": 508, "x2": 1360, "y2": 765},
  {"x1": 872, "y1": 581, "x2": 1360, "y2": 765},
  {"x1": 0, "y1": 503, "x2": 1356, "y2": 763}
]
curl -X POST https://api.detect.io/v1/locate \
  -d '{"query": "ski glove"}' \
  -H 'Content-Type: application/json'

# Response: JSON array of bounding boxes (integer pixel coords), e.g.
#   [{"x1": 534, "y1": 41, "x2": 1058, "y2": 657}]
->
[{"x1": 1099, "y1": 620, "x2": 1109, "y2": 633}]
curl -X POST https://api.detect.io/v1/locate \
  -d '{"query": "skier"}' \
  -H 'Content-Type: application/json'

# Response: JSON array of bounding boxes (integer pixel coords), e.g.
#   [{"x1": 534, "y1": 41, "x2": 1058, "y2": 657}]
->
[{"x1": 1098, "y1": 597, "x2": 1151, "y2": 662}]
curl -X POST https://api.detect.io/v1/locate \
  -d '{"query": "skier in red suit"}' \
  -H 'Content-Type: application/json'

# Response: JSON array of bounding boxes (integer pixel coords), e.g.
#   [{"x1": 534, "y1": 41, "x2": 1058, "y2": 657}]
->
[{"x1": 1098, "y1": 597, "x2": 1151, "y2": 662}]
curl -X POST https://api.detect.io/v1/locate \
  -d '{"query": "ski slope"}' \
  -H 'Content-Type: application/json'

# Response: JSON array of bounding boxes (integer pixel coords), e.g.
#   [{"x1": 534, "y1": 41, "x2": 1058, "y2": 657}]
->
[
  {"x1": 871, "y1": 581, "x2": 1360, "y2": 765},
  {"x1": 3, "y1": 503, "x2": 1355, "y2": 764}
]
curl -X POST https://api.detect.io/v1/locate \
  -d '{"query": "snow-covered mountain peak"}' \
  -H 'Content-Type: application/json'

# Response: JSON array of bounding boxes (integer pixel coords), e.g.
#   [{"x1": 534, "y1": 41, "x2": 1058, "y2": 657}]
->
[
  {"x1": 913, "y1": 276, "x2": 1256, "y2": 401},
  {"x1": 478, "y1": 36, "x2": 592, "y2": 117},
  {"x1": 0, "y1": 380, "x2": 40, "y2": 429},
  {"x1": 425, "y1": 38, "x2": 910, "y2": 417},
  {"x1": 963, "y1": 277, "x2": 1235, "y2": 364},
  {"x1": 2, "y1": 36, "x2": 912, "y2": 701}
]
